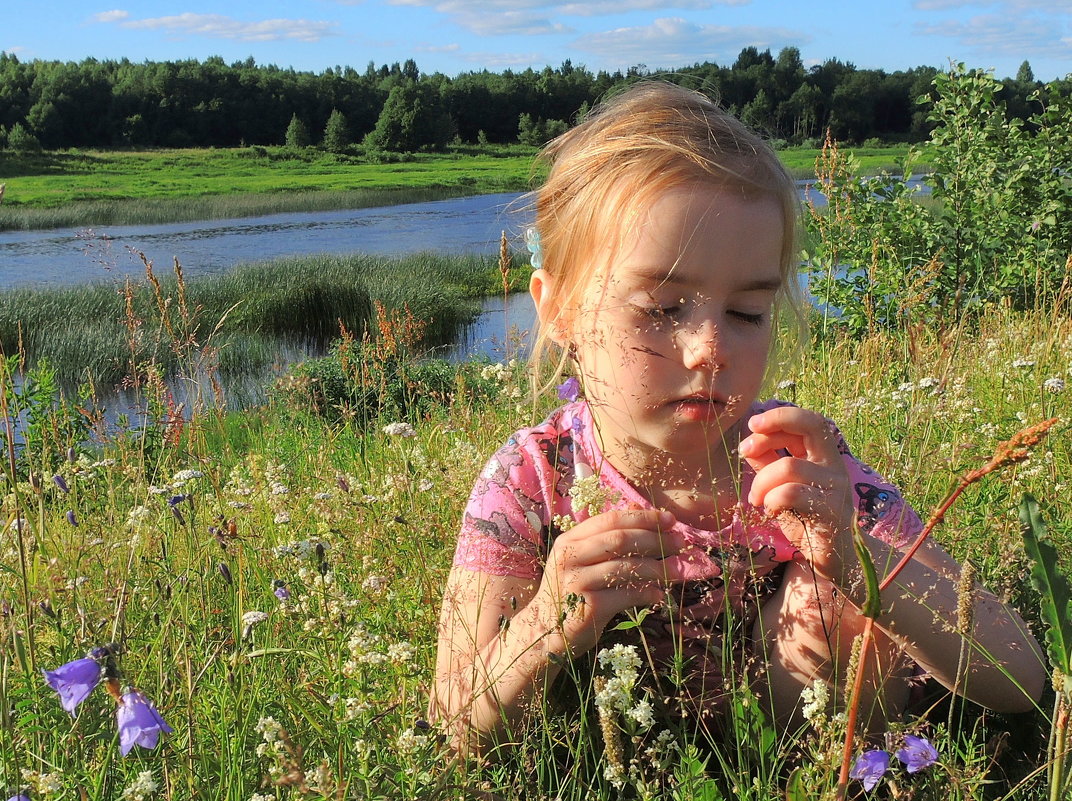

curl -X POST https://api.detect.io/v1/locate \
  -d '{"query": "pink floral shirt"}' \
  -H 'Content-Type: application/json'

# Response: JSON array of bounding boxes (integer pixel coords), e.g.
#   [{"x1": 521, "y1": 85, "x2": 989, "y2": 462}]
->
[{"x1": 452, "y1": 398, "x2": 923, "y2": 717}]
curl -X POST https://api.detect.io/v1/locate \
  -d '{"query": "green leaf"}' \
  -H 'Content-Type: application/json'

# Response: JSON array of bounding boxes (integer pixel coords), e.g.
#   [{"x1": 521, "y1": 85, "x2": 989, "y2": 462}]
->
[
  {"x1": 785, "y1": 768, "x2": 808, "y2": 801},
  {"x1": 1020, "y1": 494, "x2": 1072, "y2": 675},
  {"x1": 853, "y1": 521, "x2": 882, "y2": 619}
]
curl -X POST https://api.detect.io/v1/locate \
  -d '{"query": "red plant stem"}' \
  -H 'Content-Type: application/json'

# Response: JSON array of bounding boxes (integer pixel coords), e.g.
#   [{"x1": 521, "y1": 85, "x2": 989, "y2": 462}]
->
[{"x1": 836, "y1": 475, "x2": 975, "y2": 798}]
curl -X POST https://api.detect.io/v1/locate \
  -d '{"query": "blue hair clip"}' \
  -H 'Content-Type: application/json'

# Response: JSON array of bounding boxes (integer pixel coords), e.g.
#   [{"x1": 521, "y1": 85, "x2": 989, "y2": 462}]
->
[{"x1": 524, "y1": 226, "x2": 543, "y2": 270}]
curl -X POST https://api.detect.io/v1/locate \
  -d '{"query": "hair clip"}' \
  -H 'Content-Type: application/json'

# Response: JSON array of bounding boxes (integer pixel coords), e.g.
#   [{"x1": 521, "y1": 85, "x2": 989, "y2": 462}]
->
[{"x1": 524, "y1": 226, "x2": 543, "y2": 270}]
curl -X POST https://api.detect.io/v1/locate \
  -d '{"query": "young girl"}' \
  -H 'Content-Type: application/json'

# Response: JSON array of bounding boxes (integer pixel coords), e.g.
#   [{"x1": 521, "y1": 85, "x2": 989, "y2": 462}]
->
[{"x1": 431, "y1": 81, "x2": 1045, "y2": 756}]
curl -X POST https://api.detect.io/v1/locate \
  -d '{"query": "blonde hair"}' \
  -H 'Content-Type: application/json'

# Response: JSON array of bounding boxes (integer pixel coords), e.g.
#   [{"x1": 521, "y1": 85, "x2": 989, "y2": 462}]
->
[{"x1": 527, "y1": 80, "x2": 804, "y2": 388}]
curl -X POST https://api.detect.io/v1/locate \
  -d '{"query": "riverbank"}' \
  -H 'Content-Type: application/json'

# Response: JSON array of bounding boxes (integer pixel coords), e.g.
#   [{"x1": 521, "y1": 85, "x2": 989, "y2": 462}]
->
[{"x1": 0, "y1": 143, "x2": 924, "y2": 231}]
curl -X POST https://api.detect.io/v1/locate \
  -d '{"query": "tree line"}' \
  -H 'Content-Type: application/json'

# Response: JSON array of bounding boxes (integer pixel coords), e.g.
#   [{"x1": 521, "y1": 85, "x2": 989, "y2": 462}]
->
[{"x1": 0, "y1": 47, "x2": 1064, "y2": 153}]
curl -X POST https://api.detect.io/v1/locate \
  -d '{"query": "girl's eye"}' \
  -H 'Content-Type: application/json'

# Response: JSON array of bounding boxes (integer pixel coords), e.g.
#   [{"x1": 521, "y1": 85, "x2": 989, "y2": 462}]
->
[
  {"x1": 633, "y1": 303, "x2": 681, "y2": 321},
  {"x1": 729, "y1": 310, "x2": 765, "y2": 326}
]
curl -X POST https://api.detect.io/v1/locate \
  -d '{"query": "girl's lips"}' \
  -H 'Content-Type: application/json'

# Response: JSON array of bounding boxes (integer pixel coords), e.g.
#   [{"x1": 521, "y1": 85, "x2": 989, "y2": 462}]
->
[{"x1": 670, "y1": 396, "x2": 726, "y2": 422}]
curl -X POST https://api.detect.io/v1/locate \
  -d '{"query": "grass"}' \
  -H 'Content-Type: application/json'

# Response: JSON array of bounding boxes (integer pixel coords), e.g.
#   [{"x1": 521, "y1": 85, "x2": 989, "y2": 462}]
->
[
  {"x1": 0, "y1": 251, "x2": 520, "y2": 392},
  {"x1": 0, "y1": 288, "x2": 1067, "y2": 799},
  {"x1": 0, "y1": 143, "x2": 922, "y2": 231}
]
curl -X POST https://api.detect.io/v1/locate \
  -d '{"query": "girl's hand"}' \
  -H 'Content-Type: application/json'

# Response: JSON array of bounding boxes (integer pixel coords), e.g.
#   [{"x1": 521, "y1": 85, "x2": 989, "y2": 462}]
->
[
  {"x1": 738, "y1": 406, "x2": 857, "y2": 583},
  {"x1": 536, "y1": 508, "x2": 687, "y2": 657}
]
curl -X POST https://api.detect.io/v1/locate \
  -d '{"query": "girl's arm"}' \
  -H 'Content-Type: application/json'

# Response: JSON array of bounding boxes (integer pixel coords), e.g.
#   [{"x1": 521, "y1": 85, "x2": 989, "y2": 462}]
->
[
  {"x1": 845, "y1": 531, "x2": 1045, "y2": 711},
  {"x1": 431, "y1": 508, "x2": 686, "y2": 755},
  {"x1": 741, "y1": 405, "x2": 1046, "y2": 712}
]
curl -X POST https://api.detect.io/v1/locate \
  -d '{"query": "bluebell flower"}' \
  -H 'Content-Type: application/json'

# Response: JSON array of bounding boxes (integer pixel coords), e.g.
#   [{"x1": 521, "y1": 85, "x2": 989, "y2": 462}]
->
[
  {"x1": 116, "y1": 689, "x2": 173, "y2": 756},
  {"x1": 557, "y1": 376, "x2": 581, "y2": 402},
  {"x1": 66, "y1": 510, "x2": 78, "y2": 527},
  {"x1": 8, "y1": 794, "x2": 32, "y2": 801},
  {"x1": 42, "y1": 656, "x2": 102, "y2": 715},
  {"x1": 273, "y1": 581, "x2": 290, "y2": 601},
  {"x1": 52, "y1": 474, "x2": 69, "y2": 494},
  {"x1": 896, "y1": 735, "x2": 938, "y2": 773},
  {"x1": 849, "y1": 749, "x2": 890, "y2": 791}
]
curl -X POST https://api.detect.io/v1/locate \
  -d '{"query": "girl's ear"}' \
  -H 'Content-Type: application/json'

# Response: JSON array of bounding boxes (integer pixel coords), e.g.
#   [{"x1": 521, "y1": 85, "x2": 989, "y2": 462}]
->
[{"x1": 529, "y1": 269, "x2": 571, "y2": 347}]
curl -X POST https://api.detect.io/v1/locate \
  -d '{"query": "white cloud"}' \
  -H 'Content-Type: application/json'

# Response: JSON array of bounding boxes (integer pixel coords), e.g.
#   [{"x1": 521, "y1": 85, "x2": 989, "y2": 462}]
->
[
  {"x1": 113, "y1": 13, "x2": 339, "y2": 43},
  {"x1": 92, "y1": 9, "x2": 130, "y2": 23},
  {"x1": 386, "y1": 0, "x2": 746, "y2": 34},
  {"x1": 462, "y1": 50, "x2": 548, "y2": 67},
  {"x1": 916, "y1": 12, "x2": 1071, "y2": 58},
  {"x1": 415, "y1": 42, "x2": 462, "y2": 52},
  {"x1": 574, "y1": 17, "x2": 805, "y2": 67}
]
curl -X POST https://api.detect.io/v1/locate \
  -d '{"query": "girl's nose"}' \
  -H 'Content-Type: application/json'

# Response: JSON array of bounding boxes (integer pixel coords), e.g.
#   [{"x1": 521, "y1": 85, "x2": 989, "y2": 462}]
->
[{"x1": 676, "y1": 319, "x2": 723, "y2": 371}]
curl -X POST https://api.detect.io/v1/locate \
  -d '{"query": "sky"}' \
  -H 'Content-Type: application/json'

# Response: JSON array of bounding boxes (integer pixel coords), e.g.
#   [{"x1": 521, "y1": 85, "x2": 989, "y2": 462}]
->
[{"x1": 3, "y1": 1, "x2": 1070, "y2": 82}]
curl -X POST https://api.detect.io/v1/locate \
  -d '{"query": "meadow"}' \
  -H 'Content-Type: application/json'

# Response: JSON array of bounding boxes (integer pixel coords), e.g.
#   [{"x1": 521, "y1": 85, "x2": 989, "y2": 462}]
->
[
  {"x1": 0, "y1": 143, "x2": 919, "y2": 231},
  {"x1": 1, "y1": 68, "x2": 1069, "y2": 799}
]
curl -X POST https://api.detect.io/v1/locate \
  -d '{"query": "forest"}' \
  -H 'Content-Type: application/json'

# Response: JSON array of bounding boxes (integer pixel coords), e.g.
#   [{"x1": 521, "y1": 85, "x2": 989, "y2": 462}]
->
[{"x1": 0, "y1": 46, "x2": 1064, "y2": 153}]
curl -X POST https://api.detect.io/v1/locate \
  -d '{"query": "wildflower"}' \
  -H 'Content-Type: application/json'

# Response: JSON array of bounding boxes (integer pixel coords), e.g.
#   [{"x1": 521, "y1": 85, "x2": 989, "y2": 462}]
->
[
  {"x1": 799, "y1": 678, "x2": 829, "y2": 723},
  {"x1": 776, "y1": 379, "x2": 797, "y2": 392},
  {"x1": 849, "y1": 749, "x2": 890, "y2": 791},
  {"x1": 627, "y1": 698, "x2": 655, "y2": 729},
  {"x1": 1044, "y1": 377, "x2": 1065, "y2": 393},
  {"x1": 7, "y1": 794, "x2": 31, "y2": 801},
  {"x1": 119, "y1": 769, "x2": 159, "y2": 801},
  {"x1": 66, "y1": 510, "x2": 78, "y2": 526},
  {"x1": 116, "y1": 689, "x2": 173, "y2": 756},
  {"x1": 52, "y1": 474, "x2": 69, "y2": 494},
  {"x1": 917, "y1": 376, "x2": 939, "y2": 389},
  {"x1": 569, "y1": 473, "x2": 620, "y2": 517},
  {"x1": 896, "y1": 735, "x2": 938, "y2": 773},
  {"x1": 273, "y1": 582, "x2": 290, "y2": 601},
  {"x1": 127, "y1": 506, "x2": 152, "y2": 527},
  {"x1": 171, "y1": 469, "x2": 203, "y2": 484},
  {"x1": 42, "y1": 656, "x2": 102, "y2": 714},
  {"x1": 382, "y1": 422, "x2": 416, "y2": 438},
  {"x1": 1011, "y1": 358, "x2": 1035, "y2": 369},
  {"x1": 557, "y1": 376, "x2": 581, "y2": 401}
]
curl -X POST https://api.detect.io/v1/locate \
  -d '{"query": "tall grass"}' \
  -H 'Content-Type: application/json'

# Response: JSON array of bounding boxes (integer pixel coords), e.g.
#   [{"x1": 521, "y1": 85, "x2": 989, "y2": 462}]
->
[
  {"x1": 0, "y1": 251, "x2": 519, "y2": 391},
  {"x1": 0, "y1": 188, "x2": 489, "y2": 232},
  {"x1": 0, "y1": 297, "x2": 1067, "y2": 799}
]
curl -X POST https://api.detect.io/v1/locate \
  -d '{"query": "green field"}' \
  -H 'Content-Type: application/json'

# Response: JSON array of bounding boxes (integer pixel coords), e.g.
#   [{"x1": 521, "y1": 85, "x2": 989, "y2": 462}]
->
[{"x1": 0, "y1": 143, "x2": 923, "y2": 231}]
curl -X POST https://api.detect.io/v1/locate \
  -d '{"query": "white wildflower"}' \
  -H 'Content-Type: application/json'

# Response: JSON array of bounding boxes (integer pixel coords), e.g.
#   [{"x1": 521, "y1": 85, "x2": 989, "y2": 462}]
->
[
  {"x1": 1044, "y1": 377, "x2": 1065, "y2": 394},
  {"x1": 800, "y1": 679, "x2": 829, "y2": 723},
  {"x1": 396, "y1": 727, "x2": 428, "y2": 754},
  {"x1": 242, "y1": 610, "x2": 269, "y2": 627},
  {"x1": 382, "y1": 422, "x2": 417, "y2": 438},
  {"x1": 127, "y1": 505, "x2": 152, "y2": 527},
  {"x1": 569, "y1": 473, "x2": 620, "y2": 517},
  {"x1": 604, "y1": 762, "x2": 627, "y2": 789},
  {"x1": 917, "y1": 376, "x2": 939, "y2": 389},
  {"x1": 172, "y1": 468, "x2": 204, "y2": 484},
  {"x1": 1012, "y1": 358, "x2": 1035, "y2": 369},
  {"x1": 627, "y1": 698, "x2": 655, "y2": 729},
  {"x1": 387, "y1": 641, "x2": 415, "y2": 664},
  {"x1": 417, "y1": 478, "x2": 434, "y2": 492},
  {"x1": 120, "y1": 770, "x2": 159, "y2": 801},
  {"x1": 776, "y1": 379, "x2": 797, "y2": 392},
  {"x1": 269, "y1": 482, "x2": 289, "y2": 496},
  {"x1": 273, "y1": 512, "x2": 291, "y2": 524},
  {"x1": 362, "y1": 574, "x2": 388, "y2": 593}
]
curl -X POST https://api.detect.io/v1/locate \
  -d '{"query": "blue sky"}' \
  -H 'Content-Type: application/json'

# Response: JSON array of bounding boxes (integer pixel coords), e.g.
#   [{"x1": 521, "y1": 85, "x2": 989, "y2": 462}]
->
[{"x1": 4, "y1": 1, "x2": 1070, "y2": 81}]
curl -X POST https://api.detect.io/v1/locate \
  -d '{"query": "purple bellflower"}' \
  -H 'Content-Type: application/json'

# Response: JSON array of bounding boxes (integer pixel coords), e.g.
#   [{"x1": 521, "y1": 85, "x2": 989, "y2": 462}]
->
[
  {"x1": 557, "y1": 376, "x2": 581, "y2": 402},
  {"x1": 849, "y1": 749, "x2": 890, "y2": 792},
  {"x1": 897, "y1": 735, "x2": 939, "y2": 773},
  {"x1": 42, "y1": 657, "x2": 102, "y2": 715},
  {"x1": 273, "y1": 581, "x2": 290, "y2": 601},
  {"x1": 8, "y1": 794, "x2": 32, "y2": 801},
  {"x1": 52, "y1": 474, "x2": 69, "y2": 494},
  {"x1": 116, "y1": 689, "x2": 173, "y2": 756}
]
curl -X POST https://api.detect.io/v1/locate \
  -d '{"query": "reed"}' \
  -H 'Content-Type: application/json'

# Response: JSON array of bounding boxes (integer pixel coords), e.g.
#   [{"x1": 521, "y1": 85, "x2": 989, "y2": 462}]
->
[{"x1": 0, "y1": 251, "x2": 518, "y2": 389}]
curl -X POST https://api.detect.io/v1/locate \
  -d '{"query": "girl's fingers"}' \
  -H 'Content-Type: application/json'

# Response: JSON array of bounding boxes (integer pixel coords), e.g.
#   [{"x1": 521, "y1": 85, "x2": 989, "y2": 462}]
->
[
  {"x1": 746, "y1": 456, "x2": 847, "y2": 508},
  {"x1": 743, "y1": 407, "x2": 843, "y2": 466}
]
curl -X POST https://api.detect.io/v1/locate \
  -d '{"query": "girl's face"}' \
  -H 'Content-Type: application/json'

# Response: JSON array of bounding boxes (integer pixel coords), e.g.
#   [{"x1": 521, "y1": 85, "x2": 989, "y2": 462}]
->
[{"x1": 563, "y1": 183, "x2": 785, "y2": 469}]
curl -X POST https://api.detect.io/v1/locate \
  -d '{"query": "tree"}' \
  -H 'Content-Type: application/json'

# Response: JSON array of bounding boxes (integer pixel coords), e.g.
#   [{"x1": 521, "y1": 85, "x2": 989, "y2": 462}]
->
[
  {"x1": 322, "y1": 108, "x2": 350, "y2": 152},
  {"x1": 284, "y1": 113, "x2": 311, "y2": 147},
  {"x1": 1016, "y1": 60, "x2": 1035, "y2": 84},
  {"x1": 8, "y1": 120, "x2": 41, "y2": 152},
  {"x1": 363, "y1": 81, "x2": 453, "y2": 152}
]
